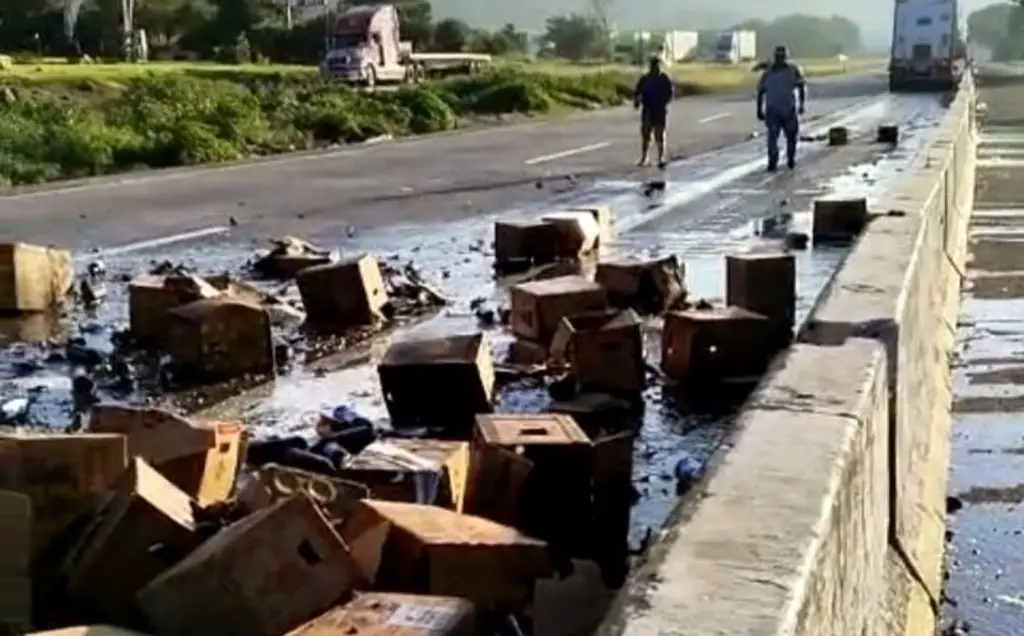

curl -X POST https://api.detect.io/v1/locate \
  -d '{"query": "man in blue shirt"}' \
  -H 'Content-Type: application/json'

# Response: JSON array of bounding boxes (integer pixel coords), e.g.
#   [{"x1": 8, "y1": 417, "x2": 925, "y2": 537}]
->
[
  {"x1": 756, "y1": 45, "x2": 806, "y2": 171},
  {"x1": 634, "y1": 55, "x2": 674, "y2": 169}
]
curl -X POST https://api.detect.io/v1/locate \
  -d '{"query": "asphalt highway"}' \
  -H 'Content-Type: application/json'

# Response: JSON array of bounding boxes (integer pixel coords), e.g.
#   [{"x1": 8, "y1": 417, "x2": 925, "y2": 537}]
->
[{"x1": 0, "y1": 72, "x2": 889, "y2": 249}]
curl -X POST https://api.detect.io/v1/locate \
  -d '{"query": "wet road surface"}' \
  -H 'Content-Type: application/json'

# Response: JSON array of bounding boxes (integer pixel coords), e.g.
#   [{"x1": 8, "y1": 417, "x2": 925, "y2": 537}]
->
[
  {"x1": 944, "y1": 79, "x2": 1024, "y2": 635},
  {"x1": 0, "y1": 89, "x2": 951, "y2": 561},
  {"x1": 0, "y1": 74, "x2": 889, "y2": 248}
]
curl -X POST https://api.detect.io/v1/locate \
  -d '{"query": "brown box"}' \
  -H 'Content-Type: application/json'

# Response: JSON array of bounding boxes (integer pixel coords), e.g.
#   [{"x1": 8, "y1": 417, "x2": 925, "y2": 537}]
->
[
  {"x1": 339, "y1": 440, "x2": 469, "y2": 509},
  {"x1": 0, "y1": 490, "x2": 31, "y2": 633},
  {"x1": 0, "y1": 434, "x2": 127, "y2": 559},
  {"x1": 813, "y1": 197, "x2": 868, "y2": 243},
  {"x1": 138, "y1": 494, "x2": 364, "y2": 636},
  {"x1": 595, "y1": 255, "x2": 685, "y2": 314},
  {"x1": 661, "y1": 306, "x2": 779, "y2": 381},
  {"x1": 89, "y1": 405, "x2": 244, "y2": 506},
  {"x1": 877, "y1": 124, "x2": 899, "y2": 144},
  {"x1": 549, "y1": 309, "x2": 644, "y2": 394},
  {"x1": 566, "y1": 205, "x2": 613, "y2": 245},
  {"x1": 128, "y1": 273, "x2": 221, "y2": 348},
  {"x1": 296, "y1": 255, "x2": 388, "y2": 331},
  {"x1": 828, "y1": 126, "x2": 848, "y2": 146},
  {"x1": 725, "y1": 252, "x2": 795, "y2": 335},
  {"x1": 540, "y1": 212, "x2": 600, "y2": 258},
  {"x1": 287, "y1": 593, "x2": 474, "y2": 636},
  {"x1": 494, "y1": 222, "x2": 558, "y2": 267},
  {"x1": 377, "y1": 333, "x2": 495, "y2": 433},
  {"x1": 252, "y1": 237, "x2": 334, "y2": 279},
  {"x1": 0, "y1": 243, "x2": 73, "y2": 313},
  {"x1": 509, "y1": 276, "x2": 606, "y2": 344},
  {"x1": 62, "y1": 458, "x2": 200, "y2": 627},
  {"x1": 166, "y1": 296, "x2": 274, "y2": 381},
  {"x1": 344, "y1": 501, "x2": 552, "y2": 613}
]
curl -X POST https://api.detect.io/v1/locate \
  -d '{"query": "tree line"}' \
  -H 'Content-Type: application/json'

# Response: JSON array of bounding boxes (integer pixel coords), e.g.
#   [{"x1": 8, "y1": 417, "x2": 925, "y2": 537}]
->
[
  {"x1": 0, "y1": 0, "x2": 864, "y2": 64},
  {"x1": 968, "y1": 1, "x2": 1024, "y2": 60}
]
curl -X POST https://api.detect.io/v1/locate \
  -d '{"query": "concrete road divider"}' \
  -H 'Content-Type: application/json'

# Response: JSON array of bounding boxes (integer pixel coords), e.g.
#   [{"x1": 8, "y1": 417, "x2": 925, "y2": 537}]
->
[{"x1": 597, "y1": 74, "x2": 977, "y2": 636}]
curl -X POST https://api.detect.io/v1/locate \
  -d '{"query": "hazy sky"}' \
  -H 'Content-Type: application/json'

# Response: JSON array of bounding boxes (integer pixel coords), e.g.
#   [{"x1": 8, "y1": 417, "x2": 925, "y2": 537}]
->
[{"x1": 431, "y1": 0, "x2": 1002, "y2": 49}]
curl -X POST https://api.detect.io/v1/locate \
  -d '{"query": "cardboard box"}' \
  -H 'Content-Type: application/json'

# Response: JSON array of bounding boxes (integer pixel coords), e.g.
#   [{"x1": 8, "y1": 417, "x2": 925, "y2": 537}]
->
[
  {"x1": 138, "y1": 494, "x2": 363, "y2": 636},
  {"x1": 339, "y1": 440, "x2": 469, "y2": 509},
  {"x1": 127, "y1": 273, "x2": 221, "y2": 348},
  {"x1": 27, "y1": 627, "x2": 152, "y2": 636},
  {"x1": 239, "y1": 463, "x2": 369, "y2": 526},
  {"x1": 377, "y1": 333, "x2": 495, "y2": 433},
  {"x1": 827, "y1": 126, "x2": 848, "y2": 146},
  {"x1": 461, "y1": 445, "x2": 533, "y2": 527},
  {"x1": 62, "y1": 458, "x2": 200, "y2": 627},
  {"x1": 725, "y1": 252, "x2": 795, "y2": 337},
  {"x1": 287, "y1": 593, "x2": 474, "y2": 636},
  {"x1": 566, "y1": 205, "x2": 613, "y2": 245},
  {"x1": 661, "y1": 306, "x2": 778, "y2": 381},
  {"x1": 252, "y1": 237, "x2": 334, "y2": 279},
  {"x1": 493, "y1": 222, "x2": 558, "y2": 268},
  {"x1": 594, "y1": 255, "x2": 685, "y2": 314},
  {"x1": 509, "y1": 276, "x2": 606, "y2": 344},
  {"x1": 89, "y1": 405, "x2": 244, "y2": 506},
  {"x1": 0, "y1": 490, "x2": 31, "y2": 633},
  {"x1": 539, "y1": 212, "x2": 600, "y2": 258},
  {"x1": 812, "y1": 197, "x2": 868, "y2": 243},
  {"x1": 549, "y1": 309, "x2": 644, "y2": 394},
  {"x1": 0, "y1": 243, "x2": 73, "y2": 313},
  {"x1": 296, "y1": 255, "x2": 389, "y2": 331},
  {"x1": 345, "y1": 501, "x2": 551, "y2": 613},
  {"x1": 166, "y1": 296, "x2": 274, "y2": 381},
  {"x1": 0, "y1": 434, "x2": 127, "y2": 559}
]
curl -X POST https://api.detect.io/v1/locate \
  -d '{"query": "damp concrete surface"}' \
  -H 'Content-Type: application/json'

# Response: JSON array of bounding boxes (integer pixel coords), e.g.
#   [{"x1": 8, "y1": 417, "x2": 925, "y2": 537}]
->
[
  {"x1": 944, "y1": 82, "x2": 1024, "y2": 635},
  {"x1": 0, "y1": 92, "x2": 949, "y2": 552}
]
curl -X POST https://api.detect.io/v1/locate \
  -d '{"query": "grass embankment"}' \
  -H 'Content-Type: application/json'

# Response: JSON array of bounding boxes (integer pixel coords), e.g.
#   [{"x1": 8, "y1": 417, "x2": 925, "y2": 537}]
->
[{"x1": 0, "y1": 57, "x2": 877, "y2": 188}]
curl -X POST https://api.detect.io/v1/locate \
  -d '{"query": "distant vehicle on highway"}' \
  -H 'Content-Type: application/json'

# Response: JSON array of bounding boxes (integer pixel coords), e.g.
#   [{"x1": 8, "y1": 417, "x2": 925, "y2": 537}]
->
[
  {"x1": 713, "y1": 30, "x2": 757, "y2": 64},
  {"x1": 888, "y1": 0, "x2": 964, "y2": 92},
  {"x1": 319, "y1": 3, "x2": 491, "y2": 86}
]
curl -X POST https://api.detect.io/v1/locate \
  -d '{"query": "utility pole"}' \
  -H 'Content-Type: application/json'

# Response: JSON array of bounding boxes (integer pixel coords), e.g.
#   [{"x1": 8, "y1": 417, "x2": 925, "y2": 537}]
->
[
  {"x1": 120, "y1": 0, "x2": 135, "y2": 60},
  {"x1": 286, "y1": 0, "x2": 294, "y2": 30}
]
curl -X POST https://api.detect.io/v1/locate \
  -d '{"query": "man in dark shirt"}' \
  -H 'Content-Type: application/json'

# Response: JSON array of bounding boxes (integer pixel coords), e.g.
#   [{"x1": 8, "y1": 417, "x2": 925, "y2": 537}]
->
[
  {"x1": 634, "y1": 56, "x2": 674, "y2": 168},
  {"x1": 756, "y1": 45, "x2": 806, "y2": 171}
]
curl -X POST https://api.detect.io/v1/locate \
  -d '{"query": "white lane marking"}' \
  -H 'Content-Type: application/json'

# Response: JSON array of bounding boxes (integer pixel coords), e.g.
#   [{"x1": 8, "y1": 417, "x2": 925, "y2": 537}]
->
[
  {"x1": 697, "y1": 113, "x2": 731, "y2": 124},
  {"x1": 89, "y1": 226, "x2": 229, "y2": 258},
  {"x1": 524, "y1": 142, "x2": 611, "y2": 165}
]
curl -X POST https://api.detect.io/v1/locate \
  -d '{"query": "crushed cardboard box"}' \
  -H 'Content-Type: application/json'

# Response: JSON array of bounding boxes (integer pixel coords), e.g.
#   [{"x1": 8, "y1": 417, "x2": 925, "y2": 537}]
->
[
  {"x1": 0, "y1": 243, "x2": 74, "y2": 313},
  {"x1": 0, "y1": 489, "x2": 31, "y2": 633},
  {"x1": 0, "y1": 434, "x2": 127, "y2": 559},
  {"x1": 341, "y1": 500, "x2": 552, "y2": 613},
  {"x1": 509, "y1": 276, "x2": 607, "y2": 345},
  {"x1": 138, "y1": 493, "x2": 364, "y2": 636},
  {"x1": 377, "y1": 333, "x2": 495, "y2": 433},
  {"x1": 237, "y1": 463, "x2": 368, "y2": 523},
  {"x1": 61, "y1": 458, "x2": 200, "y2": 628},
  {"x1": 251, "y1": 237, "x2": 335, "y2": 279},
  {"x1": 165, "y1": 296, "x2": 274, "y2": 382},
  {"x1": 549, "y1": 309, "x2": 644, "y2": 394},
  {"x1": 88, "y1": 405, "x2": 244, "y2": 506},
  {"x1": 595, "y1": 255, "x2": 686, "y2": 314},
  {"x1": 286, "y1": 592, "x2": 475, "y2": 636},
  {"x1": 339, "y1": 440, "x2": 469, "y2": 509}
]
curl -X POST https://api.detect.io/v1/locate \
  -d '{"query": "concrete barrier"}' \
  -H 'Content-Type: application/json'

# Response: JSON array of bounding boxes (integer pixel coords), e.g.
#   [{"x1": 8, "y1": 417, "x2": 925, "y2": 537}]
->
[{"x1": 597, "y1": 78, "x2": 977, "y2": 635}]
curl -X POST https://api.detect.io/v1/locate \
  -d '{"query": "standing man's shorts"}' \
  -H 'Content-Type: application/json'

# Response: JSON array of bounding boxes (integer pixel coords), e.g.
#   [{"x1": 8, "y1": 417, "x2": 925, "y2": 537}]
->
[{"x1": 641, "y1": 109, "x2": 667, "y2": 140}]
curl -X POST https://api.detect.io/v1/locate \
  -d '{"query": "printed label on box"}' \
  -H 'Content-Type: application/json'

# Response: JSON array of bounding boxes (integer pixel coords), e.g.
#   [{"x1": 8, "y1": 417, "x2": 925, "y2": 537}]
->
[{"x1": 386, "y1": 603, "x2": 459, "y2": 632}]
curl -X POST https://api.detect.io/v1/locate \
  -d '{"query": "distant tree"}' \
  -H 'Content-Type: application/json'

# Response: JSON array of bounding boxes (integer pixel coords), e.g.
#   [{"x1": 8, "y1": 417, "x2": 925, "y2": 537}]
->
[
  {"x1": 969, "y1": 2, "x2": 1024, "y2": 59},
  {"x1": 541, "y1": 13, "x2": 611, "y2": 61},
  {"x1": 736, "y1": 14, "x2": 862, "y2": 59},
  {"x1": 468, "y1": 23, "x2": 528, "y2": 55},
  {"x1": 432, "y1": 17, "x2": 470, "y2": 51}
]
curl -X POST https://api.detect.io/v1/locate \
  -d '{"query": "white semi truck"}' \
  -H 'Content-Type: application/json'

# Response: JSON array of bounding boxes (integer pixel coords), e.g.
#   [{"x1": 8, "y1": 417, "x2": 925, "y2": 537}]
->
[
  {"x1": 320, "y1": 4, "x2": 491, "y2": 86},
  {"x1": 661, "y1": 30, "x2": 699, "y2": 65},
  {"x1": 889, "y1": 0, "x2": 963, "y2": 92},
  {"x1": 712, "y1": 30, "x2": 756, "y2": 64}
]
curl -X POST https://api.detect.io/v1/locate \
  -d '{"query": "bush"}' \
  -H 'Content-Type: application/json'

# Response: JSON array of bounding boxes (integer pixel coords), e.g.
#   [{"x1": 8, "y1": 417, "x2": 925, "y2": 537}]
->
[{"x1": 0, "y1": 68, "x2": 633, "y2": 187}]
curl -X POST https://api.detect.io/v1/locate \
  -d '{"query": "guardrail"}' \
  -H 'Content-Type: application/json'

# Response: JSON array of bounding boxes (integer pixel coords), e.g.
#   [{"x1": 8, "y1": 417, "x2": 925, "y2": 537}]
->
[{"x1": 596, "y1": 75, "x2": 977, "y2": 636}]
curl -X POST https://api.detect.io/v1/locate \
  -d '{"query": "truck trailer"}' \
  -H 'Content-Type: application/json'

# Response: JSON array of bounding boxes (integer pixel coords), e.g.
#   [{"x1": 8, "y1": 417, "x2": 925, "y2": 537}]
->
[
  {"x1": 713, "y1": 30, "x2": 756, "y2": 64},
  {"x1": 888, "y1": 0, "x2": 963, "y2": 92},
  {"x1": 661, "y1": 30, "x2": 699, "y2": 65}
]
